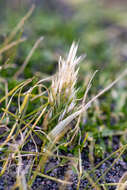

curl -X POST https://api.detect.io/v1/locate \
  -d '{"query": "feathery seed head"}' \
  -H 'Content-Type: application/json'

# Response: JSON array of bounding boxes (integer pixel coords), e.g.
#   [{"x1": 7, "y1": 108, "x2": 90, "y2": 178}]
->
[{"x1": 50, "y1": 42, "x2": 84, "y2": 112}]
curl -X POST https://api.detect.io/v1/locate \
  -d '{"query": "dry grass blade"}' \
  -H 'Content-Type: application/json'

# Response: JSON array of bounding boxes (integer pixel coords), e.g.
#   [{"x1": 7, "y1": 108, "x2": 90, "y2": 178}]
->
[
  {"x1": 84, "y1": 69, "x2": 127, "y2": 111},
  {"x1": 76, "y1": 148, "x2": 82, "y2": 190},
  {"x1": 34, "y1": 172, "x2": 72, "y2": 185},
  {"x1": 116, "y1": 172, "x2": 127, "y2": 190},
  {"x1": 14, "y1": 36, "x2": 44, "y2": 79},
  {"x1": 0, "y1": 78, "x2": 33, "y2": 104},
  {"x1": 95, "y1": 147, "x2": 126, "y2": 185},
  {"x1": 0, "y1": 157, "x2": 9, "y2": 177},
  {"x1": 4, "y1": 4, "x2": 35, "y2": 45},
  {"x1": 0, "y1": 38, "x2": 26, "y2": 55},
  {"x1": 0, "y1": 122, "x2": 18, "y2": 148},
  {"x1": 63, "y1": 71, "x2": 97, "y2": 147},
  {"x1": 0, "y1": 78, "x2": 34, "y2": 129},
  {"x1": 84, "y1": 171, "x2": 101, "y2": 190},
  {"x1": 23, "y1": 106, "x2": 47, "y2": 143},
  {"x1": 0, "y1": 78, "x2": 9, "y2": 125},
  {"x1": 16, "y1": 153, "x2": 28, "y2": 190}
]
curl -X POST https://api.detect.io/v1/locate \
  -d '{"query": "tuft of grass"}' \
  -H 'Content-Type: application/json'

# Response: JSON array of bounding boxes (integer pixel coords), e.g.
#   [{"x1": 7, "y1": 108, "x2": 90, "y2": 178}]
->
[
  {"x1": 0, "y1": 3, "x2": 127, "y2": 190},
  {"x1": 0, "y1": 36, "x2": 127, "y2": 189}
]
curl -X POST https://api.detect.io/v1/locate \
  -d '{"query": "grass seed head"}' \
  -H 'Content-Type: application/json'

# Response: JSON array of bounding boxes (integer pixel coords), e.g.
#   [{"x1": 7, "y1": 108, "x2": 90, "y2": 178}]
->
[{"x1": 49, "y1": 42, "x2": 84, "y2": 118}]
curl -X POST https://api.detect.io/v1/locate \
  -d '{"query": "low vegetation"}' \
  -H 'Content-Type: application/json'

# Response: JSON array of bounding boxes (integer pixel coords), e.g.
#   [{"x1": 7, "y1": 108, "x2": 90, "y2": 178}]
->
[{"x1": 0, "y1": 1, "x2": 127, "y2": 189}]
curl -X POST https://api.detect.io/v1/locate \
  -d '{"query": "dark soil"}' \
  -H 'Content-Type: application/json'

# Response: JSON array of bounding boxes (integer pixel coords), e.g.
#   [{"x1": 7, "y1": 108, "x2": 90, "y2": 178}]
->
[{"x1": 0, "y1": 136, "x2": 127, "y2": 190}]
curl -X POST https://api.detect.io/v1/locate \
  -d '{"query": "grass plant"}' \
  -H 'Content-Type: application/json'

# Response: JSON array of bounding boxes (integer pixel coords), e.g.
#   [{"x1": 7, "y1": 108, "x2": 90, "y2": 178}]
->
[{"x1": 0, "y1": 2, "x2": 127, "y2": 190}]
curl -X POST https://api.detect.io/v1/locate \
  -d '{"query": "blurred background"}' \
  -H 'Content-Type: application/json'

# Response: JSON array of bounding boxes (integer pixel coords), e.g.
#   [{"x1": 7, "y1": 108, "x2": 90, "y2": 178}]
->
[{"x1": 0, "y1": 0, "x2": 127, "y2": 84}]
